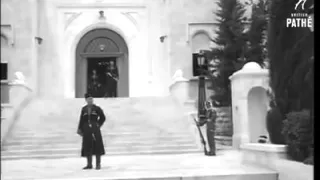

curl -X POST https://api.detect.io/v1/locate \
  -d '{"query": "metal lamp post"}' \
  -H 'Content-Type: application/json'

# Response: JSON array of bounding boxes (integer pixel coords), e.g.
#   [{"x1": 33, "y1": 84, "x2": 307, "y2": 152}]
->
[{"x1": 197, "y1": 50, "x2": 207, "y2": 123}]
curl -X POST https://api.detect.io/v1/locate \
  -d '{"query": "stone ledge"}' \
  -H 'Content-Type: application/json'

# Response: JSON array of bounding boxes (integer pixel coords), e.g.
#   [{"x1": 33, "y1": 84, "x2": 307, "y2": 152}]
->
[
  {"x1": 189, "y1": 76, "x2": 210, "y2": 81},
  {"x1": 241, "y1": 143, "x2": 286, "y2": 153},
  {"x1": 1, "y1": 103, "x2": 13, "y2": 108},
  {"x1": 241, "y1": 143, "x2": 288, "y2": 169},
  {"x1": 241, "y1": 143, "x2": 313, "y2": 180},
  {"x1": 1, "y1": 151, "x2": 278, "y2": 180}
]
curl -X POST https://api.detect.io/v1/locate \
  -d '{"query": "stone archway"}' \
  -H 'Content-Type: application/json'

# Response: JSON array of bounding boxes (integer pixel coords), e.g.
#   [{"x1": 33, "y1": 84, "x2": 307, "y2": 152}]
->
[
  {"x1": 247, "y1": 86, "x2": 269, "y2": 143},
  {"x1": 191, "y1": 31, "x2": 211, "y2": 53},
  {"x1": 75, "y1": 28, "x2": 129, "y2": 98},
  {"x1": 229, "y1": 62, "x2": 270, "y2": 149}
]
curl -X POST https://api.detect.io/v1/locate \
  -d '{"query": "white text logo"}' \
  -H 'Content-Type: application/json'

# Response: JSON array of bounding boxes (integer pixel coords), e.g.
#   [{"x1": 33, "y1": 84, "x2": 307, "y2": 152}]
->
[{"x1": 286, "y1": 0, "x2": 312, "y2": 28}]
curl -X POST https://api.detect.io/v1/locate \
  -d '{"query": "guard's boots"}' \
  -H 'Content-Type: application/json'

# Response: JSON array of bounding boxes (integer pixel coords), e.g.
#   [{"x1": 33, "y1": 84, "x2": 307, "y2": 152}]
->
[
  {"x1": 83, "y1": 156, "x2": 93, "y2": 170},
  {"x1": 96, "y1": 155, "x2": 101, "y2": 170}
]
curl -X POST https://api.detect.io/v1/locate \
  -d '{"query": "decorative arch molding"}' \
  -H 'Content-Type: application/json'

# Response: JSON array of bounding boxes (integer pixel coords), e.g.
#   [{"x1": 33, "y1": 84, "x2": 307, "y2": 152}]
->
[
  {"x1": 186, "y1": 22, "x2": 217, "y2": 43},
  {"x1": 191, "y1": 30, "x2": 212, "y2": 40},
  {"x1": 84, "y1": 37, "x2": 120, "y2": 53},
  {"x1": 191, "y1": 31, "x2": 212, "y2": 53},
  {"x1": 60, "y1": 6, "x2": 145, "y2": 98},
  {"x1": 65, "y1": 11, "x2": 138, "y2": 56},
  {"x1": 121, "y1": 12, "x2": 140, "y2": 31},
  {"x1": 65, "y1": 11, "x2": 138, "y2": 43},
  {"x1": 64, "y1": 12, "x2": 82, "y2": 30},
  {"x1": 75, "y1": 28, "x2": 129, "y2": 98}
]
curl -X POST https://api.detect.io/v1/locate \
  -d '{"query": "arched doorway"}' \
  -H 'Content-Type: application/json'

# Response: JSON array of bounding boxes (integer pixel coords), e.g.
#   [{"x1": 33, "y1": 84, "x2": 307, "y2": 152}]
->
[
  {"x1": 75, "y1": 28, "x2": 129, "y2": 98},
  {"x1": 247, "y1": 86, "x2": 269, "y2": 143}
]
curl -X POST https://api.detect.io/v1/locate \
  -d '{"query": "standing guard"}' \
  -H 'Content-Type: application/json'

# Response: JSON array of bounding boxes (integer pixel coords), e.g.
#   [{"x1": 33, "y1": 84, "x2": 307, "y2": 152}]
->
[
  {"x1": 196, "y1": 100, "x2": 217, "y2": 156},
  {"x1": 77, "y1": 93, "x2": 106, "y2": 170},
  {"x1": 104, "y1": 61, "x2": 119, "y2": 98},
  {"x1": 204, "y1": 101, "x2": 217, "y2": 155}
]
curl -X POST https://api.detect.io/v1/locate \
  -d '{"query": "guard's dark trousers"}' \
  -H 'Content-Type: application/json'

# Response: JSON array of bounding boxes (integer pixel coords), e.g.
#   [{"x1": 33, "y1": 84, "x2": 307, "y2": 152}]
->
[{"x1": 83, "y1": 155, "x2": 101, "y2": 170}]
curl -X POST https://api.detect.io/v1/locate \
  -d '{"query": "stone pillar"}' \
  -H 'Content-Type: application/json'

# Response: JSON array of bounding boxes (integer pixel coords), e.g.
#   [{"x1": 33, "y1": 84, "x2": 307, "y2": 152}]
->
[
  {"x1": 169, "y1": 69, "x2": 189, "y2": 104},
  {"x1": 229, "y1": 62, "x2": 269, "y2": 149},
  {"x1": 30, "y1": 0, "x2": 39, "y2": 95}
]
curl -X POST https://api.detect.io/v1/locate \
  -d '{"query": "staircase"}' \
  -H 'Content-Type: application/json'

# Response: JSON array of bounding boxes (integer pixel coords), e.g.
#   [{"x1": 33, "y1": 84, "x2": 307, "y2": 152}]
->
[{"x1": 1, "y1": 96, "x2": 212, "y2": 160}]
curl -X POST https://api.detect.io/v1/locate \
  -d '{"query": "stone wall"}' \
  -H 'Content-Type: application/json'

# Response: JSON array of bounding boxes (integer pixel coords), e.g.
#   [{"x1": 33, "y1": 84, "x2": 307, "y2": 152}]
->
[
  {"x1": 215, "y1": 106, "x2": 233, "y2": 137},
  {"x1": 165, "y1": 0, "x2": 219, "y2": 79},
  {"x1": 1, "y1": 0, "x2": 35, "y2": 84},
  {"x1": 1, "y1": 0, "x2": 253, "y2": 97},
  {"x1": 2, "y1": 0, "x2": 220, "y2": 97}
]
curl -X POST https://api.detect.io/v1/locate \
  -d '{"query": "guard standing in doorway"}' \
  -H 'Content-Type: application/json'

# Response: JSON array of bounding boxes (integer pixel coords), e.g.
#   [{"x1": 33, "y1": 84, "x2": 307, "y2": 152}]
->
[
  {"x1": 105, "y1": 61, "x2": 119, "y2": 97},
  {"x1": 77, "y1": 93, "x2": 106, "y2": 170}
]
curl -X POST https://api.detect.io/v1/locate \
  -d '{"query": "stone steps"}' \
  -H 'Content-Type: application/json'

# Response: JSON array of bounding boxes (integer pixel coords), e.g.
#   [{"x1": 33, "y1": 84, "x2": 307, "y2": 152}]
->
[
  {"x1": 1, "y1": 149, "x2": 203, "y2": 160},
  {"x1": 5, "y1": 133, "x2": 194, "y2": 141},
  {"x1": 1, "y1": 145, "x2": 200, "y2": 156},
  {"x1": 2, "y1": 142, "x2": 198, "y2": 150},
  {"x1": 1, "y1": 97, "x2": 208, "y2": 160},
  {"x1": 3, "y1": 136, "x2": 230, "y2": 147},
  {"x1": 1, "y1": 152, "x2": 277, "y2": 180},
  {"x1": 1, "y1": 145, "x2": 232, "y2": 161}
]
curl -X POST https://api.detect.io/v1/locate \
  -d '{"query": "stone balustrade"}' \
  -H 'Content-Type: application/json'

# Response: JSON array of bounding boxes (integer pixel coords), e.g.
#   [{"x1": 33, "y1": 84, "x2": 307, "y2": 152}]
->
[
  {"x1": 1, "y1": 80, "x2": 33, "y2": 145},
  {"x1": 169, "y1": 76, "x2": 213, "y2": 106}
]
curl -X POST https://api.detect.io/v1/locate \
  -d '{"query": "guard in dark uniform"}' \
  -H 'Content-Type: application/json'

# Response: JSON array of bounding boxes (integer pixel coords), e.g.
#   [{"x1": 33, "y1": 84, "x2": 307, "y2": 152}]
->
[
  {"x1": 198, "y1": 101, "x2": 217, "y2": 156},
  {"x1": 205, "y1": 101, "x2": 217, "y2": 156},
  {"x1": 77, "y1": 93, "x2": 106, "y2": 170},
  {"x1": 104, "y1": 61, "x2": 119, "y2": 97}
]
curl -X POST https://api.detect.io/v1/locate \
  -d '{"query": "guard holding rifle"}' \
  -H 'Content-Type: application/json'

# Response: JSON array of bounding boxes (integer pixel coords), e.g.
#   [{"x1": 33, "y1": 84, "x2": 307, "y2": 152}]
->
[
  {"x1": 105, "y1": 61, "x2": 119, "y2": 97},
  {"x1": 77, "y1": 93, "x2": 106, "y2": 170},
  {"x1": 196, "y1": 100, "x2": 217, "y2": 156}
]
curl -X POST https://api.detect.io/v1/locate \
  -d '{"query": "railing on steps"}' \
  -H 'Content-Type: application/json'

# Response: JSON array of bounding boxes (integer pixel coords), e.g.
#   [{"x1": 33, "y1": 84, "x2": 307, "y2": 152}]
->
[{"x1": 1, "y1": 81, "x2": 34, "y2": 145}]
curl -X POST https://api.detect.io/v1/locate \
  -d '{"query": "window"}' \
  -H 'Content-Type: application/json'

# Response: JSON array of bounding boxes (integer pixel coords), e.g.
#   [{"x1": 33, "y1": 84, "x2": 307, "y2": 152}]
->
[
  {"x1": 1, "y1": 63, "x2": 8, "y2": 80},
  {"x1": 191, "y1": 32, "x2": 211, "y2": 77}
]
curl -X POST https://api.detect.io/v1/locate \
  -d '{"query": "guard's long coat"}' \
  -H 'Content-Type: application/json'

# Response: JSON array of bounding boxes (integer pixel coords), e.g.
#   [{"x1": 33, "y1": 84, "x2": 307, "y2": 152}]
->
[{"x1": 78, "y1": 104, "x2": 106, "y2": 157}]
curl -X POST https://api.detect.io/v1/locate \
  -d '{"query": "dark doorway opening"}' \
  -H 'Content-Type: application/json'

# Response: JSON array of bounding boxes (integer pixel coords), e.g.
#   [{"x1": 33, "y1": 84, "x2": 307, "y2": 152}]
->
[
  {"x1": 1, "y1": 63, "x2": 8, "y2": 80},
  {"x1": 87, "y1": 57, "x2": 118, "y2": 98}
]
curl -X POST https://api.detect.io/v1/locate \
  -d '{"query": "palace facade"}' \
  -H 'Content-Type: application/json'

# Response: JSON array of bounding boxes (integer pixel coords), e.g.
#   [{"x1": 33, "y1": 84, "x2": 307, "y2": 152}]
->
[{"x1": 1, "y1": 0, "x2": 250, "y2": 99}]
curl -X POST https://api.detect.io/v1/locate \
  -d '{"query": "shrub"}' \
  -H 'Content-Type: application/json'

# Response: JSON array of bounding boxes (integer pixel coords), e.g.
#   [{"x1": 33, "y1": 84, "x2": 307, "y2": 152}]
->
[
  {"x1": 266, "y1": 106, "x2": 285, "y2": 144},
  {"x1": 282, "y1": 110, "x2": 313, "y2": 163},
  {"x1": 304, "y1": 154, "x2": 314, "y2": 165}
]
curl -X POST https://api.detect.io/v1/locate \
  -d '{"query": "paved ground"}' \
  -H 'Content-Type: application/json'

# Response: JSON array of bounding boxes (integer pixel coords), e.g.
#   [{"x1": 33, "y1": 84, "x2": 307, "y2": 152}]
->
[{"x1": 1, "y1": 150, "x2": 276, "y2": 180}]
